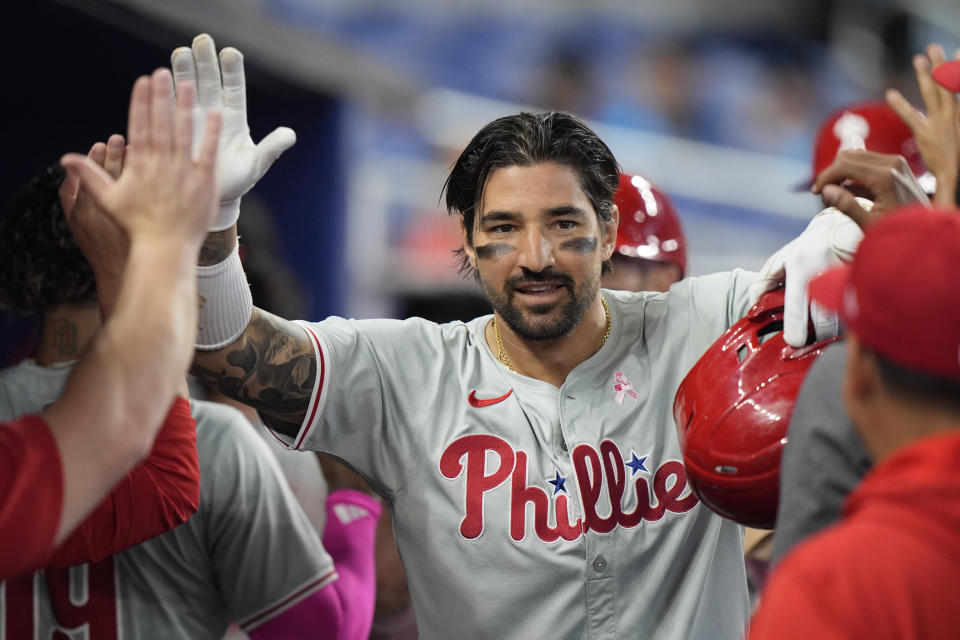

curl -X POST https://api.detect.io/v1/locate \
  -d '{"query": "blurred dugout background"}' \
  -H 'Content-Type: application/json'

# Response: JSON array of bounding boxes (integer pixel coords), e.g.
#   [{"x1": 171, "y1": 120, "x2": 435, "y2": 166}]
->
[{"x1": 1, "y1": 0, "x2": 959, "y2": 353}]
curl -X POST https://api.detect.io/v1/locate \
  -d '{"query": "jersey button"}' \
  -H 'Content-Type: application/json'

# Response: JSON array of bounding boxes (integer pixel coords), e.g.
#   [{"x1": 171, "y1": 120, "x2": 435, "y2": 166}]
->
[{"x1": 592, "y1": 555, "x2": 607, "y2": 572}]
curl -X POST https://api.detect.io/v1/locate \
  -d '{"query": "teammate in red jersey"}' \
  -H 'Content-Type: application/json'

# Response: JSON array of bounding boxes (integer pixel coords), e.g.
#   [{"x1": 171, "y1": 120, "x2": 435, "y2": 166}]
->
[
  {"x1": 750, "y1": 206, "x2": 960, "y2": 640},
  {"x1": 0, "y1": 68, "x2": 219, "y2": 580},
  {"x1": 771, "y1": 43, "x2": 960, "y2": 570},
  {"x1": 0, "y1": 38, "x2": 380, "y2": 638}
]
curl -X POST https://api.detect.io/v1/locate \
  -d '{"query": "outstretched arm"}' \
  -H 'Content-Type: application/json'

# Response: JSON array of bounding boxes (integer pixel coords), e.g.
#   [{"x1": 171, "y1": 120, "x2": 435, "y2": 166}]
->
[
  {"x1": 39, "y1": 136, "x2": 201, "y2": 567},
  {"x1": 168, "y1": 34, "x2": 309, "y2": 437},
  {"x1": 49, "y1": 69, "x2": 219, "y2": 545},
  {"x1": 191, "y1": 223, "x2": 315, "y2": 439},
  {"x1": 0, "y1": 69, "x2": 221, "y2": 580}
]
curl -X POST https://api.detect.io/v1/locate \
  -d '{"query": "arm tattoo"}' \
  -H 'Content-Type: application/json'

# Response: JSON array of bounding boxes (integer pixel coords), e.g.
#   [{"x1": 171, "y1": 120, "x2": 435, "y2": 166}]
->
[
  {"x1": 191, "y1": 307, "x2": 315, "y2": 439},
  {"x1": 198, "y1": 228, "x2": 238, "y2": 266}
]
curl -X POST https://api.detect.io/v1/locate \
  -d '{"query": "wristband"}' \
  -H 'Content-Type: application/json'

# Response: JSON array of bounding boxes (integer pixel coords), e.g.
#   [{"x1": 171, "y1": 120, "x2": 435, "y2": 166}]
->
[
  {"x1": 211, "y1": 198, "x2": 241, "y2": 232},
  {"x1": 196, "y1": 244, "x2": 253, "y2": 350}
]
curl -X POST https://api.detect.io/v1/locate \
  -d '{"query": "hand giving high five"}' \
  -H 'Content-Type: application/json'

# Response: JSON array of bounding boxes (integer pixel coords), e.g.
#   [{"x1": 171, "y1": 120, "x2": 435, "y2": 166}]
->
[
  {"x1": 60, "y1": 69, "x2": 222, "y2": 252},
  {"x1": 171, "y1": 34, "x2": 296, "y2": 231}
]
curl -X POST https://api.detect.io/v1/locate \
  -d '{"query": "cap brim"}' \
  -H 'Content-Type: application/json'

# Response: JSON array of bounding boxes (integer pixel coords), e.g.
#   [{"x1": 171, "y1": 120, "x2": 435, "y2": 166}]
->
[
  {"x1": 808, "y1": 264, "x2": 852, "y2": 313},
  {"x1": 933, "y1": 60, "x2": 960, "y2": 92}
]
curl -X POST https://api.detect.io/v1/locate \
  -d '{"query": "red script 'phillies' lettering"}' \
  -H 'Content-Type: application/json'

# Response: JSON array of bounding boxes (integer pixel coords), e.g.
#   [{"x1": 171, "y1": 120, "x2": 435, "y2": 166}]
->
[
  {"x1": 511, "y1": 451, "x2": 580, "y2": 542},
  {"x1": 440, "y1": 434, "x2": 698, "y2": 542},
  {"x1": 439, "y1": 434, "x2": 515, "y2": 538},
  {"x1": 573, "y1": 440, "x2": 697, "y2": 532}
]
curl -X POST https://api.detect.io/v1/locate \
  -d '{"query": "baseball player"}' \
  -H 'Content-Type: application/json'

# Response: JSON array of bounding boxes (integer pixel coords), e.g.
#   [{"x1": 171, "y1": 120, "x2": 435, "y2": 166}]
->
[
  {"x1": 0, "y1": 137, "x2": 380, "y2": 637},
  {"x1": 178, "y1": 35, "x2": 860, "y2": 639},
  {"x1": 0, "y1": 377, "x2": 364, "y2": 639},
  {"x1": 750, "y1": 205, "x2": 960, "y2": 639},
  {"x1": 772, "y1": 43, "x2": 960, "y2": 568},
  {"x1": 601, "y1": 172, "x2": 686, "y2": 293},
  {"x1": 0, "y1": 68, "x2": 217, "y2": 580}
]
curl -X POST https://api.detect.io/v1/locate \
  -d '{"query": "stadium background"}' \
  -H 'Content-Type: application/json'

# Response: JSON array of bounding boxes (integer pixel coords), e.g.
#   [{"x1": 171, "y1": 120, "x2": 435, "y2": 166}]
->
[{"x1": 1, "y1": 0, "x2": 957, "y2": 360}]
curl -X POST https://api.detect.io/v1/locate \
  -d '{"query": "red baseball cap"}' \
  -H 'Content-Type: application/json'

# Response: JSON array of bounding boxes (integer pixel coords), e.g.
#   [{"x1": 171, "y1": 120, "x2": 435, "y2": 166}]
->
[
  {"x1": 798, "y1": 101, "x2": 927, "y2": 190},
  {"x1": 809, "y1": 206, "x2": 960, "y2": 378}
]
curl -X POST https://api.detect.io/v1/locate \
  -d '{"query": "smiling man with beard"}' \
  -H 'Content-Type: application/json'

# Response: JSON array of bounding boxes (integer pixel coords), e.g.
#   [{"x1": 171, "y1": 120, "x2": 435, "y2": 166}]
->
[
  {"x1": 179, "y1": 36, "x2": 862, "y2": 639},
  {"x1": 459, "y1": 158, "x2": 615, "y2": 384}
]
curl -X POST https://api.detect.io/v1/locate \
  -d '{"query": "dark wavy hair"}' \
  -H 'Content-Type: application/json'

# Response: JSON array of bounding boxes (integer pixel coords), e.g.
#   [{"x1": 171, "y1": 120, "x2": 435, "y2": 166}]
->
[
  {"x1": 443, "y1": 111, "x2": 620, "y2": 279},
  {"x1": 0, "y1": 163, "x2": 96, "y2": 314}
]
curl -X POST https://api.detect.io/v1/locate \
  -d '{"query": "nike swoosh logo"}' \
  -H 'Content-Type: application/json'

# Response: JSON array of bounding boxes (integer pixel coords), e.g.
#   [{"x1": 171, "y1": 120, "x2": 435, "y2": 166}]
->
[{"x1": 468, "y1": 389, "x2": 514, "y2": 408}]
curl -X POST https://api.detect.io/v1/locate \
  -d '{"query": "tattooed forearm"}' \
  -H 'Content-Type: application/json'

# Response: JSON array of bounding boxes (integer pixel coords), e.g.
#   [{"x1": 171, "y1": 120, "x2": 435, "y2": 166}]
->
[
  {"x1": 198, "y1": 227, "x2": 238, "y2": 266},
  {"x1": 191, "y1": 307, "x2": 315, "y2": 438}
]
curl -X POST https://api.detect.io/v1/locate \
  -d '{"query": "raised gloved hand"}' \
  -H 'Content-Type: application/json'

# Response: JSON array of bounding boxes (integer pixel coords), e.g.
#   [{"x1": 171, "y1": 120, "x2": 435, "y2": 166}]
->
[
  {"x1": 748, "y1": 208, "x2": 864, "y2": 347},
  {"x1": 171, "y1": 33, "x2": 296, "y2": 231}
]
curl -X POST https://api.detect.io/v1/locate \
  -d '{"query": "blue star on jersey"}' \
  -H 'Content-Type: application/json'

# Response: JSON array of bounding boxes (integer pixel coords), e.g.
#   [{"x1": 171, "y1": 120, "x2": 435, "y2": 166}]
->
[
  {"x1": 548, "y1": 471, "x2": 568, "y2": 495},
  {"x1": 626, "y1": 452, "x2": 648, "y2": 476}
]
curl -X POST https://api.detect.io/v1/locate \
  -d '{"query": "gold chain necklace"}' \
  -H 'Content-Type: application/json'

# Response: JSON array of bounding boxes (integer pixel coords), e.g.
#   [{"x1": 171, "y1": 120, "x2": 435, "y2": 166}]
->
[{"x1": 493, "y1": 298, "x2": 611, "y2": 372}]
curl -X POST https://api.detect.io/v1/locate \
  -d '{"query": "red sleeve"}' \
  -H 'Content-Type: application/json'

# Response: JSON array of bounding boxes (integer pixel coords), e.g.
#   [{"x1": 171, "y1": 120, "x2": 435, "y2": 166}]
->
[
  {"x1": 48, "y1": 397, "x2": 201, "y2": 568},
  {"x1": 0, "y1": 415, "x2": 64, "y2": 580}
]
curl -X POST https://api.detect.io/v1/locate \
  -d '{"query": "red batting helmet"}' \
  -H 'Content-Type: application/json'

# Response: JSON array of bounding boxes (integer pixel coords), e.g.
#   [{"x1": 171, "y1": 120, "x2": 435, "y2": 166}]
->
[
  {"x1": 673, "y1": 289, "x2": 839, "y2": 529},
  {"x1": 613, "y1": 173, "x2": 687, "y2": 277},
  {"x1": 808, "y1": 101, "x2": 927, "y2": 184}
]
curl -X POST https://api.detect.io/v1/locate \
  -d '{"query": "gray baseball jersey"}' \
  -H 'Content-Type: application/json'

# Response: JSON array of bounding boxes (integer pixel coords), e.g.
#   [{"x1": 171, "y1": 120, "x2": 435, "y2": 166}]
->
[
  {"x1": 274, "y1": 270, "x2": 757, "y2": 640},
  {"x1": 256, "y1": 417, "x2": 329, "y2": 535},
  {"x1": 0, "y1": 361, "x2": 334, "y2": 639}
]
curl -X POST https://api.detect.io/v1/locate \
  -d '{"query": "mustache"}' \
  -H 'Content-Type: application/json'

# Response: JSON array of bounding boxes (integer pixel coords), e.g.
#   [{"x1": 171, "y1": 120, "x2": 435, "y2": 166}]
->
[{"x1": 507, "y1": 269, "x2": 574, "y2": 289}]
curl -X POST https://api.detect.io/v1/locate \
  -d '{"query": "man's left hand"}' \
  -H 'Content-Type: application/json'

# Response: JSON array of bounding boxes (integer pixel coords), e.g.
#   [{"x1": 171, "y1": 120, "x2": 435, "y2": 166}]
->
[{"x1": 749, "y1": 210, "x2": 863, "y2": 347}]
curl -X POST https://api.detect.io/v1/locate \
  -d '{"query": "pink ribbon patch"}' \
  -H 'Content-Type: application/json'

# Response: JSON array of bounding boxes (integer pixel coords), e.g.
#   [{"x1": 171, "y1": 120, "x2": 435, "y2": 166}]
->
[{"x1": 613, "y1": 372, "x2": 639, "y2": 405}]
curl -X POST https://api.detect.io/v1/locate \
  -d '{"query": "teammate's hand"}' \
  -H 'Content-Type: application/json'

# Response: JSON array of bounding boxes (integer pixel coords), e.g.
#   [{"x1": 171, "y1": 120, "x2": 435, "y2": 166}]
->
[
  {"x1": 749, "y1": 209, "x2": 863, "y2": 347},
  {"x1": 811, "y1": 149, "x2": 930, "y2": 228},
  {"x1": 60, "y1": 135, "x2": 129, "y2": 317},
  {"x1": 886, "y1": 44, "x2": 960, "y2": 208},
  {"x1": 60, "y1": 69, "x2": 221, "y2": 251},
  {"x1": 171, "y1": 33, "x2": 296, "y2": 232}
]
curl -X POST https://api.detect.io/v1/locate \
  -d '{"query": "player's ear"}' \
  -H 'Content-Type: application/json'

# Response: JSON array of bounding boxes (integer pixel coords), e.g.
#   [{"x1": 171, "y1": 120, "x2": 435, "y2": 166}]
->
[
  {"x1": 842, "y1": 334, "x2": 879, "y2": 427},
  {"x1": 600, "y1": 204, "x2": 619, "y2": 261},
  {"x1": 460, "y1": 214, "x2": 478, "y2": 269}
]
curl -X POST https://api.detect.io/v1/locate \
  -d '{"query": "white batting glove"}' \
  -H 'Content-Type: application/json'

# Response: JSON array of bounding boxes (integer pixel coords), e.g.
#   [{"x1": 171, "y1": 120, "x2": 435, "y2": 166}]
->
[
  {"x1": 748, "y1": 206, "x2": 866, "y2": 347},
  {"x1": 171, "y1": 34, "x2": 296, "y2": 231}
]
